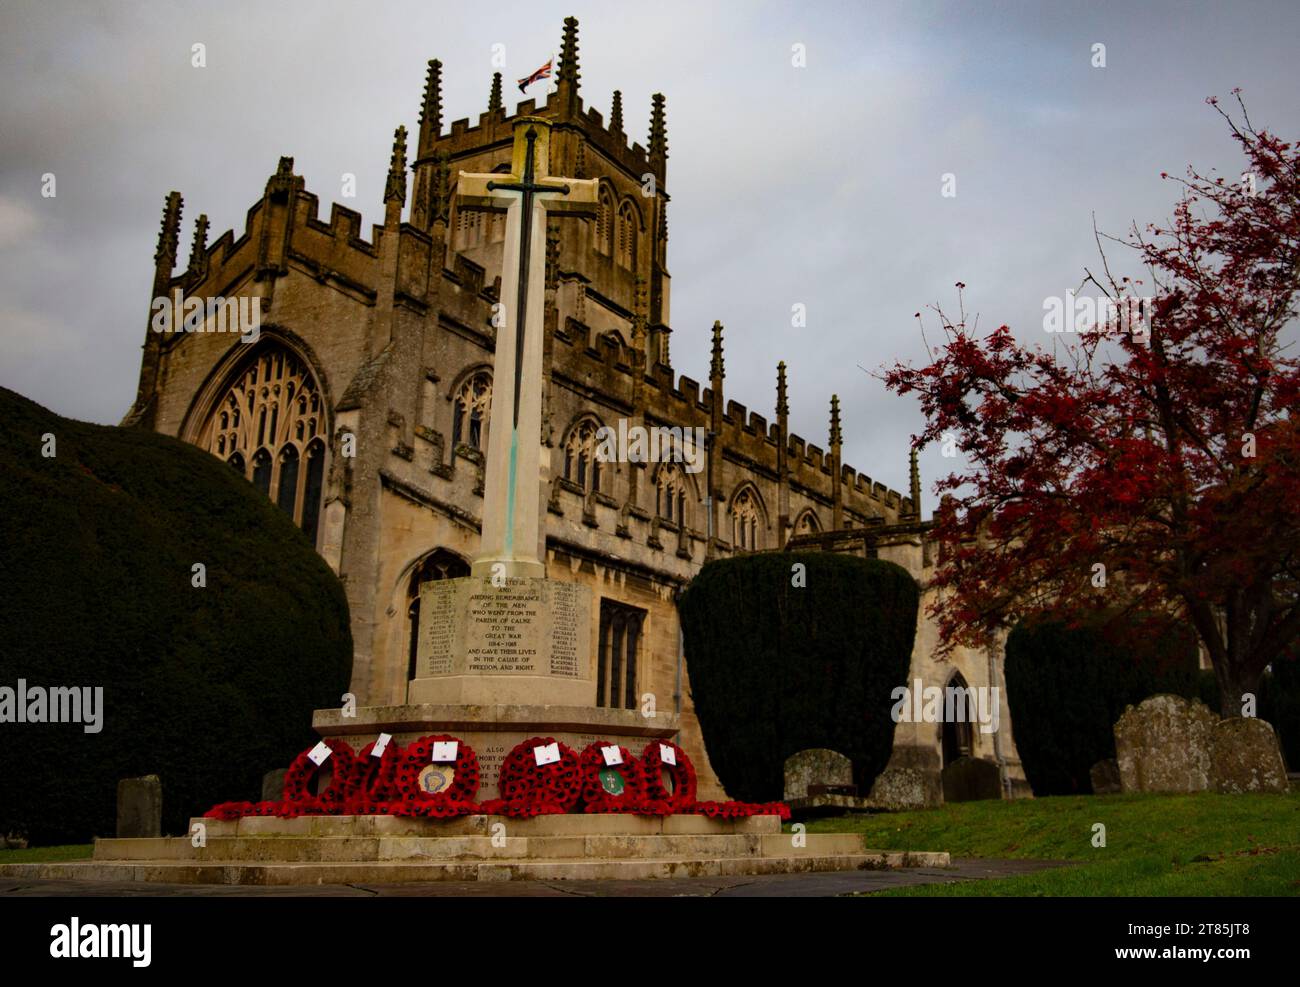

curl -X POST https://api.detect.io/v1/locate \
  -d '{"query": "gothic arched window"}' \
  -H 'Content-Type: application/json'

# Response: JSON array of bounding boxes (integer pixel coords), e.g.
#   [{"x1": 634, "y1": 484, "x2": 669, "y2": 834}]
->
[
  {"x1": 597, "y1": 599, "x2": 645, "y2": 710},
  {"x1": 795, "y1": 509, "x2": 821, "y2": 534},
  {"x1": 596, "y1": 186, "x2": 615, "y2": 256},
  {"x1": 564, "y1": 418, "x2": 605, "y2": 494},
  {"x1": 616, "y1": 201, "x2": 638, "y2": 269},
  {"x1": 301, "y1": 439, "x2": 326, "y2": 545},
  {"x1": 655, "y1": 464, "x2": 689, "y2": 526},
  {"x1": 199, "y1": 347, "x2": 327, "y2": 545},
  {"x1": 730, "y1": 487, "x2": 762, "y2": 551},
  {"x1": 451, "y1": 371, "x2": 492, "y2": 451}
]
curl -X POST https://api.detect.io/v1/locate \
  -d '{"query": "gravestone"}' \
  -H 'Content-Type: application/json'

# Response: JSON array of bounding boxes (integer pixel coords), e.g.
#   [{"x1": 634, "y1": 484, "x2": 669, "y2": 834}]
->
[
  {"x1": 1089, "y1": 758, "x2": 1122, "y2": 795},
  {"x1": 262, "y1": 768, "x2": 288, "y2": 803},
  {"x1": 783, "y1": 749, "x2": 855, "y2": 802},
  {"x1": 116, "y1": 774, "x2": 162, "y2": 838},
  {"x1": 940, "y1": 756, "x2": 1001, "y2": 802},
  {"x1": 1210, "y1": 718, "x2": 1289, "y2": 794},
  {"x1": 1114, "y1": 694, "x2": 1217, "y2": 793},
  {"x1": 868, "y1": 767, "x2": 937, "y2": 810},
  {"x1": 867, "y1": 744, "x2": 944, "y2": 810}
]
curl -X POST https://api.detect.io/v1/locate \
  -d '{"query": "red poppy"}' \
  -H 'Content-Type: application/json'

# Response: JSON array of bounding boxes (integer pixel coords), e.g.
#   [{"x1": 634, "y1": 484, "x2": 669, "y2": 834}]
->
[
  {"x1": 639, "y1": 740, "x2": 697, "y2": 810},
  {"x1": 282, "y1": 738, "x2": 357, "y2": 813},
  {"x1": 493, "y1": 736, "x2": 583, "y2": 815}
]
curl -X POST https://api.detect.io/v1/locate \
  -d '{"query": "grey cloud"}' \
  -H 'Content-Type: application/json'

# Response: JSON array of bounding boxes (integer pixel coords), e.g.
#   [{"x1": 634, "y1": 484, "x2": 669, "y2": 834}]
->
[{"x1": 1, "y1": 0, "x2": 1297, "y2": 507}]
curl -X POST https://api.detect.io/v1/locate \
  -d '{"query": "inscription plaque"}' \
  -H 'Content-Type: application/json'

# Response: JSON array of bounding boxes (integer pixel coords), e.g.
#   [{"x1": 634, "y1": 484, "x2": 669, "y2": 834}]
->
[{"x1": 418, "y1": 576, "x2": 590, "y2": 682}]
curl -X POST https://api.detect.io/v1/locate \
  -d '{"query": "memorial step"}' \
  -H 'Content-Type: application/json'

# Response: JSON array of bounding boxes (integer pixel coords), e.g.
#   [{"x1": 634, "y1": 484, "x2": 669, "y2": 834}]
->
[
  {"x1": 189, "y1": 813, "x2": 782, "y2": 838},
  {"x1": 0, "y1": 850, "x2": 950, "y2": 885},
  {"x1": 90, "y1": 832, "x2": 870, "y2": 863},
  {"x1": 0, "y1": 815, "x2": 950, "y2": 885}
]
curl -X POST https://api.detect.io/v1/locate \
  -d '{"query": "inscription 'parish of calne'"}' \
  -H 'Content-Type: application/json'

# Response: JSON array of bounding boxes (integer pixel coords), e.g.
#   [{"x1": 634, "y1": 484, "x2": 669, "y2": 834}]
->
[
  {"x1": 467, "y1": 583, "x2": 542, "y2": 672},
  {"x1": 420, "y1": 577, "x2": 588, "y2": 680}
]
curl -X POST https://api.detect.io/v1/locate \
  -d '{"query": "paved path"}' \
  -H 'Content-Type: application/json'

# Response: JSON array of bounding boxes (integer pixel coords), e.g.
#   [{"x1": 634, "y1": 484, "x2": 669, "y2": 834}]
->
[{"x1": 0, "y1": 858, "x2": 1066, "y2": 897}]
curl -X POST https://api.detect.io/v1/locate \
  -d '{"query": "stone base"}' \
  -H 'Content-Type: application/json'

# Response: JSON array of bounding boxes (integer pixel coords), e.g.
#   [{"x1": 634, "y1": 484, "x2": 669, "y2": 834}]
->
[
  {"x1": 0, "y1": 815, "x2": 950, "y2": 885},
  {"x1": 313, "y1": 703, "x2": 681, "y2": 797},
  {"x1": 413, "y1": 575, "x2": 592, "y2": 707}
]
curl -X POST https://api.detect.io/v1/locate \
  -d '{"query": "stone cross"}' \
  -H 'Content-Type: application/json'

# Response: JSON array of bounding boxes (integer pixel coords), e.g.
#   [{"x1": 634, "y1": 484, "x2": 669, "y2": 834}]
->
[{"x1": 456, "y1": 117, "x2": 597, "y2": 578}]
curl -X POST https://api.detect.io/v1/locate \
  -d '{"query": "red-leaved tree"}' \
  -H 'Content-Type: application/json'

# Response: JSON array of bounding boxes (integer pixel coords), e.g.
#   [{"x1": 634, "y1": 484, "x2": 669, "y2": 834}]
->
[{"x1": 885, "y1": 93, "x2": 1300, "y2": 717}]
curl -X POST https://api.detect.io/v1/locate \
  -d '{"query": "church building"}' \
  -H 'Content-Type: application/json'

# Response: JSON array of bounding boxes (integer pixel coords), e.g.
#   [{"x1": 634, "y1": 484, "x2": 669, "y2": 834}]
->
[{"x1": 123, "y1": 17, "x2": 1026, "y2": 801}]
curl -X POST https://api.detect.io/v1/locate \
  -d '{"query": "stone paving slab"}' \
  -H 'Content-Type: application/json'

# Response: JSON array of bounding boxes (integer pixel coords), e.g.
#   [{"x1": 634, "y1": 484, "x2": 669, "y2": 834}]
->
[{"x1": 0, "y1": 858, "x2": 1068, "y2": 897}]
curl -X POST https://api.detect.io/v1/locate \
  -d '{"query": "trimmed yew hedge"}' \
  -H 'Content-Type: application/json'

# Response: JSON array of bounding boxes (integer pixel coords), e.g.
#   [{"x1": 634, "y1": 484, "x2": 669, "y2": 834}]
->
[
  {"x1": 0, "y1": 388, "x2": 353, "y2": 845},
  {"x1": 1004, "y1": 614, "x2": 1199, "y2": 796},
  {"x1": 678, "y1": 552, "x2": 918, "y2": 802}
]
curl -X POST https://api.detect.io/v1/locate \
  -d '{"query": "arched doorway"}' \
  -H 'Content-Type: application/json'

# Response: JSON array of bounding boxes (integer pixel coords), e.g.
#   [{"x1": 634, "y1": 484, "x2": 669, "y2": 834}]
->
[{"x1": 941, "y1": 671, "x2": 975, "y2": 766}]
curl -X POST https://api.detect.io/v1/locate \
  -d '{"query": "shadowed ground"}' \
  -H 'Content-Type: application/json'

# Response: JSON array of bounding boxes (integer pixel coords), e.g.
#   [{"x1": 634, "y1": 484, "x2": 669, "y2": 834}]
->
[{"x1": 0, "y1": 858, "x2": 1064, "y2": 897}]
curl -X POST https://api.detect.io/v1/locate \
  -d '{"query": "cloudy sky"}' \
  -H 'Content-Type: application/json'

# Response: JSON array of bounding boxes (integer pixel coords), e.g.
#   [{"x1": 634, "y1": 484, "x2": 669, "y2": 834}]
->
[{"x1": 2, "y1": 0, "x2": 1297, "y2": 510}]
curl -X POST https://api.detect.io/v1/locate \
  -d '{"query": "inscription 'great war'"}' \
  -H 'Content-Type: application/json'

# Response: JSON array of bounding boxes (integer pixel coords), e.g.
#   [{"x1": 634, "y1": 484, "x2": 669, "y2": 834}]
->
[{"x1": 420, "y1": 576, "x2": 589, "y2": 681}]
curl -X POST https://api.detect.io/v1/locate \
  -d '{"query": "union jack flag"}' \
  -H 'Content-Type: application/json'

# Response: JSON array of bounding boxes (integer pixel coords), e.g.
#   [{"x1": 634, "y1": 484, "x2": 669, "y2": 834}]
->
[{"x1": 517, "y1": 58, "x2": 552, "y2": 93}]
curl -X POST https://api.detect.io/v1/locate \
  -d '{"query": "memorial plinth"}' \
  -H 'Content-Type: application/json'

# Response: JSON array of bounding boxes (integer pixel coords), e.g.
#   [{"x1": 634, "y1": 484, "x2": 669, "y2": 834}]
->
[
  {"x1": 408, "y1": 575, "x2": 591, "y2": 706},
  {"x1": 314, "y1": 703, "x2": 679, "y2": 796},
  {"x1": 319, "y1": 574, "x2": 653, "y2": 795}
]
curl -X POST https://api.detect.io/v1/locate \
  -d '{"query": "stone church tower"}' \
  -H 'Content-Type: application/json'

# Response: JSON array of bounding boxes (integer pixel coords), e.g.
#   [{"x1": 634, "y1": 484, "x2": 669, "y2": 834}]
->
[{"x1": 124, "y1": 17, "x2": 1025, "y2": 801}]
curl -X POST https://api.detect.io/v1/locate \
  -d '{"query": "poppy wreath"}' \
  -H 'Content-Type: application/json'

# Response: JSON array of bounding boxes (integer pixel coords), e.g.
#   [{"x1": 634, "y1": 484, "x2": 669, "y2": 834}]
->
[
  {"x1": 282, "y1": 738, "x2": 357, "y2": 813},
  {"x1": 392, "y1": 734, "x2": 481, "y2": 805},
  {"x1": 204, "y1": 799, "x2": 312, "y2": 819},
  {"x1": 495, "y1": 736, "x2": 583, "y2": 813},
  {"x1": 688, "y1": 801, "x2": 792, "y2": 821},
  {"x1": 345, "y1": 738, "x2": 404, "y2": 806},
  {"x1": 250, "y1": 800, "x2": 290, "y2": 817},
  {"x1": 640, "y1": 739, "x2": 697, "y2": 809},
  {"x1": 203, "y1": 801, "x2": 256, "y2": 821},
  {"x1": 577, "y1": 742, "x2": 647, "y2": 812}
]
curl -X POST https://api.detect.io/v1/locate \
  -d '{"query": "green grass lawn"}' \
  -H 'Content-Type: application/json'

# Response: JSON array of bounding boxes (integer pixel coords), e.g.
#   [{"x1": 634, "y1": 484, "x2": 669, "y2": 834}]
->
[
  {"x1": 0, "y1": 844, "x2": 93, "y2": 864},
  {"x1": 803, "y1": 792, "x2": 1300, "y2": 896}
]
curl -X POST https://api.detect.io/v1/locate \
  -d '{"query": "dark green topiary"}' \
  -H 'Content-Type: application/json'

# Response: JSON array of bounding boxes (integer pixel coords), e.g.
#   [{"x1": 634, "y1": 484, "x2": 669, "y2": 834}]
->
[
  {"x1": 1267, "y1": 657, "x2": 1300, "y2": 770},
  {"x1": 1004, "y1": 614, "x2": 1199, "y2": 796},
  {"x1": 0, "y1": 388, "x2": 352, "y2": 845},
  {"x1": 678, "y1": 552, "x2": 918, "y2": 802}
]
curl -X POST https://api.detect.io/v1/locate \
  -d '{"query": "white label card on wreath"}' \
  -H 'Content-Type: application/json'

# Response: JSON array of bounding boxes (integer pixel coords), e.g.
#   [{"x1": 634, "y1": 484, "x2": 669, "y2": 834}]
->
[
  {"x1": 534, "y1": 742, "x2": 561, "y2": 766},
  {"x1": 371, "y1": 733, "x2": 392, "y2": 758},
  {"x1": 600, "y1": 745, "x2": 623, "y2": 766},
  {"x1": 659, "y1": 743, "x2": 677, "y2": 766},
  {"x1": 431, "y1": 741, "x2": 459, "y2": 762},
  {"x1": 307, "y1": 741, "x2": 332, "y2": 766}
]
